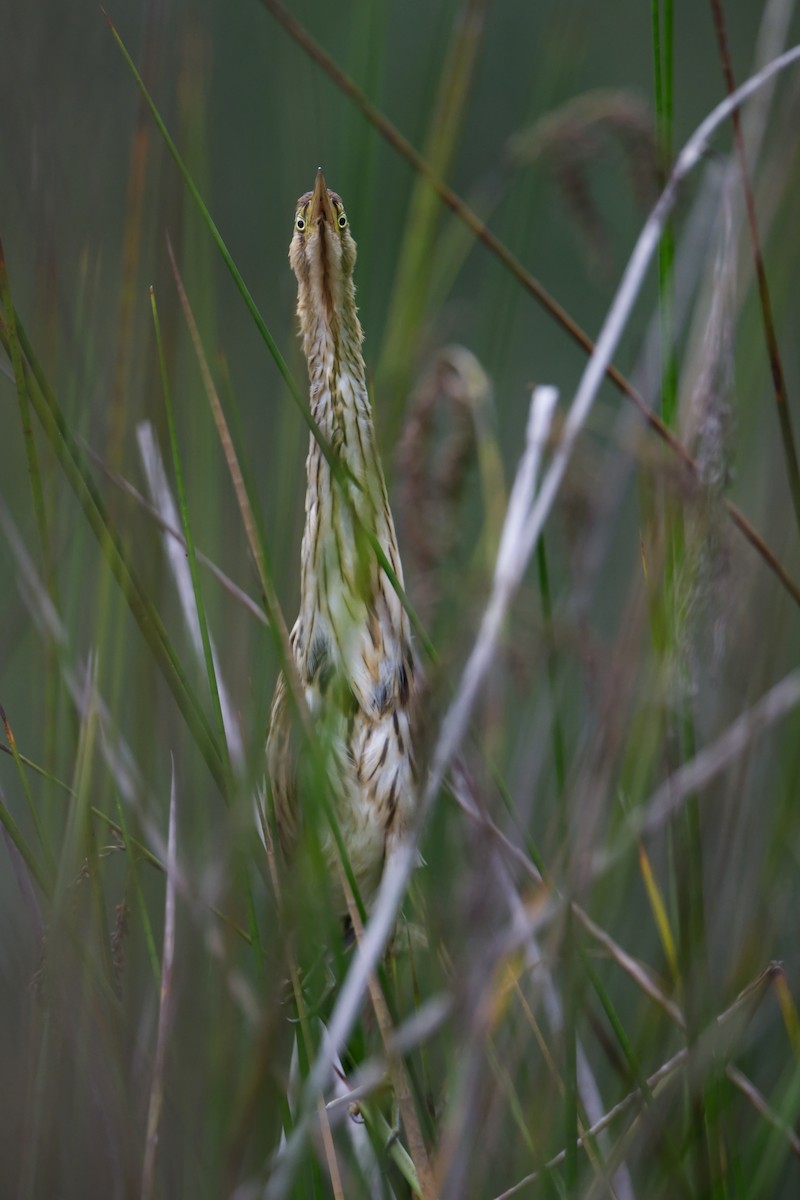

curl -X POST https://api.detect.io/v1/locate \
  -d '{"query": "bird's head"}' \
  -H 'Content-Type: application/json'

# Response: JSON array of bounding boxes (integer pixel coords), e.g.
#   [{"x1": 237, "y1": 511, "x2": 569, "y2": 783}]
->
[{"x1": 289, "y1": 168, "x2": 357, "y2": 329}]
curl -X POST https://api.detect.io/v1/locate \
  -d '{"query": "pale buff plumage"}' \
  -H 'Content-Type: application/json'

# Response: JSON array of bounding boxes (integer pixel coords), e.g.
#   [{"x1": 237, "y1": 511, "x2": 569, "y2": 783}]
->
[{"x1": 266, "y1": 170, "x2": 417, "y2": 915}]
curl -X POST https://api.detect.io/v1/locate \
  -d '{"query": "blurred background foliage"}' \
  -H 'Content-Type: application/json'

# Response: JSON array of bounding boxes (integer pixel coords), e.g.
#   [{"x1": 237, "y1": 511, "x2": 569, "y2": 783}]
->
[{"x1": 2, "y1": 0, "x2": 800, "y2": 1197}]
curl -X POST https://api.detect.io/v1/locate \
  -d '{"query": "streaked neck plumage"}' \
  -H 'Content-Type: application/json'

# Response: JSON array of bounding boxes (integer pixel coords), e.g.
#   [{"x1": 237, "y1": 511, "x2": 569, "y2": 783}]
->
[
  {"x1": 289, "y1": 172, "x2": 408, "y2": 701},
  {"x1": 266, "y1": 172, "x2": 418, "y2": 914}
]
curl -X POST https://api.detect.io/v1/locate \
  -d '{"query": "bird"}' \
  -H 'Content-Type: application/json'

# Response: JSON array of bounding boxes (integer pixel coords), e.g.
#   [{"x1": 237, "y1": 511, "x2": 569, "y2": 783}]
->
[{"x1": 266, "y1": 168, "x2": 418, "y2": 922}]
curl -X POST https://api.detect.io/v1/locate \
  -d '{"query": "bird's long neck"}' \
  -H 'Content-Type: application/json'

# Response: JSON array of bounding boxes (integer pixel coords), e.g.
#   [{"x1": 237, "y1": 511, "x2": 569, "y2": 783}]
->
[
  {"x1": 300, "y1": 264, "x2": 369, "y2": 454},
  {"x1": 294, "y1": 257, "x2": 405, "y2": 677}
]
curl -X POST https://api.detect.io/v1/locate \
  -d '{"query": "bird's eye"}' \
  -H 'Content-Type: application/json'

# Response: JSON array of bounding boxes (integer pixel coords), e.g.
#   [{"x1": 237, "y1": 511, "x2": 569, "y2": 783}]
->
[
  {"x1": 295, "y1": 215, "x2": 306, "y2": 232},
  {"x1": 337, "y1": 212, "x2": 347, "y2": 229}
]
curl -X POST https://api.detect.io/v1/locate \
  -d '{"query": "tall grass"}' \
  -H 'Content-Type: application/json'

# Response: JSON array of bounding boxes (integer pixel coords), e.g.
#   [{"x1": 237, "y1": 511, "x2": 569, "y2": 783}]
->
[{"x1": 2, "y1": 2, "x2": 800, "y2": 1197}]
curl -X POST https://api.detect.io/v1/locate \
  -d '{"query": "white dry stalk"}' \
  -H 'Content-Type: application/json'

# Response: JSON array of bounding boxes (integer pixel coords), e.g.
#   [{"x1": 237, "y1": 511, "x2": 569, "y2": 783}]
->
[
  {"x1": 455, "y1": 770, "x2": 636, "y2": 1200},
  {"x1": 740, "y1": 0, "x2": 797, "y2": 162},
  {"x1": 137, "y1": 421, "x2": 245, "y2": 769},
  {"x1": 264, "y1": 386, "x2": 556, "y2": 1199},
  {"x1": 452, "y1": 670, "x2": 800, "y2": 972},
  {"x1": 569, "y1": 154, "x2": 724, "y2": 632},
  {"x1": 725, "y1": 1065, "x2": 800, "y2": 1159},
  {"x1": 618, "y1": 669, "x2": 800, "y2": 853},
  {"x1": 645, "y1": 0, "x2": 794, "y2": 414},
  {"x1": 431, "y1": 384, "x2": 559, "y2": 794},
  {"x1": 497, "y1": 671, "x2": 800, "y2": 954},
  {"x1": 141, "y1": 764, "x2": 178, "y2": 1200},
  {"x1": 0, "y1": 499, "x2": 157, "y2": 834},
  {"x1": 79, "y1": 436, "x2": 268, "y2": 626},
  {"x1": 687, "y1": 172, "x2": 736, "y2": 462},
  {"x1": 384, "y1": 35, "x2": 800, "y2": 987},
  {"x1": 0, "y1": 499, "x2": 264, "y2": 1027},
  {"x1": 517, "y1": 38, "x2": 800, "y2": 607},
  {"x1": 279, "y1": 1034, "x2": 301, "y2": 1150},
  {"x1": 261, "y1": 46, "x2": 800, "y2": 1198},
  {"x1": 325, "y1": 994, "x2": 453, "y2": 1122},
  {"x1": 319, "y1": 1021, "x2": 396, "y2": 1199},
  {"x1": 489, "y1": 968, "x2": 778, "y2": 1200},
  {"x1": 451, "y1": 766, "x2": 685, "y2": 1027},
  {"x1": 566, "y1": 0, "x2": 798, "y2": 633},
  {"x1": 573, "y1": 905, "x2": 685, "y2": 1028}
]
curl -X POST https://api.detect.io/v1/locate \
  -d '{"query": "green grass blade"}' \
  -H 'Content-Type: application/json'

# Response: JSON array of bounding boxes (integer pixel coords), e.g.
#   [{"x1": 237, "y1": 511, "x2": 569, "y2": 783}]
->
[
  {"x1": 378, "y1": 0, "x2": 489, "y2": 423},
  {"x1": 102, "y1": 10, "x2": 307, "y2": 418},
  {"x1": 0, "y1": 243, "x2": 52, "y2": 581},
  {"x1": 0, "y1": 705, "x2": 55, "y2": 873},
  {"x1": 0, "y1": 744, "x2": 73, "y2": 796},
  {"x1": 0, "y1": 781, "x2": 51, "y2": 899},
  {"x1": 0, "y1": 309, "x2": 225, "y2": 794},
  {"x1": 105, "y1": 15, "x2": 435, "y2": 669}
]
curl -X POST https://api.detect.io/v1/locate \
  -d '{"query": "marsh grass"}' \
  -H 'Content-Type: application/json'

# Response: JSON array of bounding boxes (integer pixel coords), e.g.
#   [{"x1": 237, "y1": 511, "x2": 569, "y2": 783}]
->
[{"x1": 2, "y1": 1, "x2": 800, "y2": 1197}]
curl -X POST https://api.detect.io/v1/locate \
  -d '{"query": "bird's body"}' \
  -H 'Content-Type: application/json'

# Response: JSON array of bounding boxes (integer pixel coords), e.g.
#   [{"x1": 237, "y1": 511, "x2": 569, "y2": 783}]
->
[{"x1": 266, "y1": 170, "x2": 417, "y2": 915}]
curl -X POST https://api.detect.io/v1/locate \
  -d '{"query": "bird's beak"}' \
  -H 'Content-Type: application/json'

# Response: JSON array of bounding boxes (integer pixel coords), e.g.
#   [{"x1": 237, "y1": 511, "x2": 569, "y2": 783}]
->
[{"x1": 307, "y1": 167, "x2": 337, "y2": 228}]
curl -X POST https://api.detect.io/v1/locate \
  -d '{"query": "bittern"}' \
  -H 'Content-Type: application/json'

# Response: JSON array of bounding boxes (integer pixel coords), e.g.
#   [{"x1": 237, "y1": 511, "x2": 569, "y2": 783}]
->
[{"x1": 266, "y1": 169, "x2": 417, "y2": 919}]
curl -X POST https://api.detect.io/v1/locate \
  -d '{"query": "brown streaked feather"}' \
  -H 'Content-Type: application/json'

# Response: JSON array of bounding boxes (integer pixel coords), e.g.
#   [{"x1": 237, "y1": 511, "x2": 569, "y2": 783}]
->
[{"x1": 266, "y1": 173, "x2": 418, "y2": 917}]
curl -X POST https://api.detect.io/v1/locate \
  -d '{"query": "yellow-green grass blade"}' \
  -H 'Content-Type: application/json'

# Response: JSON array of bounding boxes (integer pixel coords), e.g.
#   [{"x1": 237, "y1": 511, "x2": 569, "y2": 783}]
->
[
  {"x1": 0, "y1": 307, "x2": 226, "y2": 795},
  {"x1": 0, "y1": 781, "x2": 51, "y2": 900},
  {"x1": 106, "y1": 13, "x2": 435, "y2": 671},
  {"x1": 378, "y1": 0, "x2": 489, "y2": 427},
  {"x1": 103, "y1": 11, "x2": 310, "y2": 433},
  {"x1": 0, "y1": 243, "x2": 52, "y2": 588},
  {"x1": 0, "y1": 704, "x2": 55, "y2": 875}
]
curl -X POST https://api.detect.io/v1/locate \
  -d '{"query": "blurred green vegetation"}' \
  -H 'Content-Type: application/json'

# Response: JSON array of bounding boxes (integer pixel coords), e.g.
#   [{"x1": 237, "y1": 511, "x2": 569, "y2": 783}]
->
[{"x1": 2, "y1": 1, "x2": 800, "y2": 1197}]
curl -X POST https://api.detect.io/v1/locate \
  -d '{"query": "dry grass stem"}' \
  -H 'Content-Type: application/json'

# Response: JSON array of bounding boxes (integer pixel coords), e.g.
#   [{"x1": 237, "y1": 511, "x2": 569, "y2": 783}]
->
[{"x1": 141, "y1": 767, "x2": 178, "y2": 1200}]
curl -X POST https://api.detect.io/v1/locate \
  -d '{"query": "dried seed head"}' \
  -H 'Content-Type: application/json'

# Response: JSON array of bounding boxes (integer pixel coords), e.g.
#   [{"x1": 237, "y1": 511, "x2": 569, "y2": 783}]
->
[
  {"x1": 396, "y1": 346, "x2": 490, "y2": 626},
  {"x1": 680, "y1": 177, "x2": 738, "y2": 690},
  {"x1": 508, "y1": 90, "x2": 659, "y2": 276}
]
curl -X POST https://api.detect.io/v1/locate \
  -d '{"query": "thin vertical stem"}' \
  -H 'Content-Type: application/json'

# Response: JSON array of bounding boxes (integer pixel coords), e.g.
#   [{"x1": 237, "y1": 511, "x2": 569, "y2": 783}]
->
[
  {"x1": 708, "y1": 0, "x2": 800, "y2": 536},
  {"x1": 652, "y1": 0, "x2": 678, "y2": 426}
]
